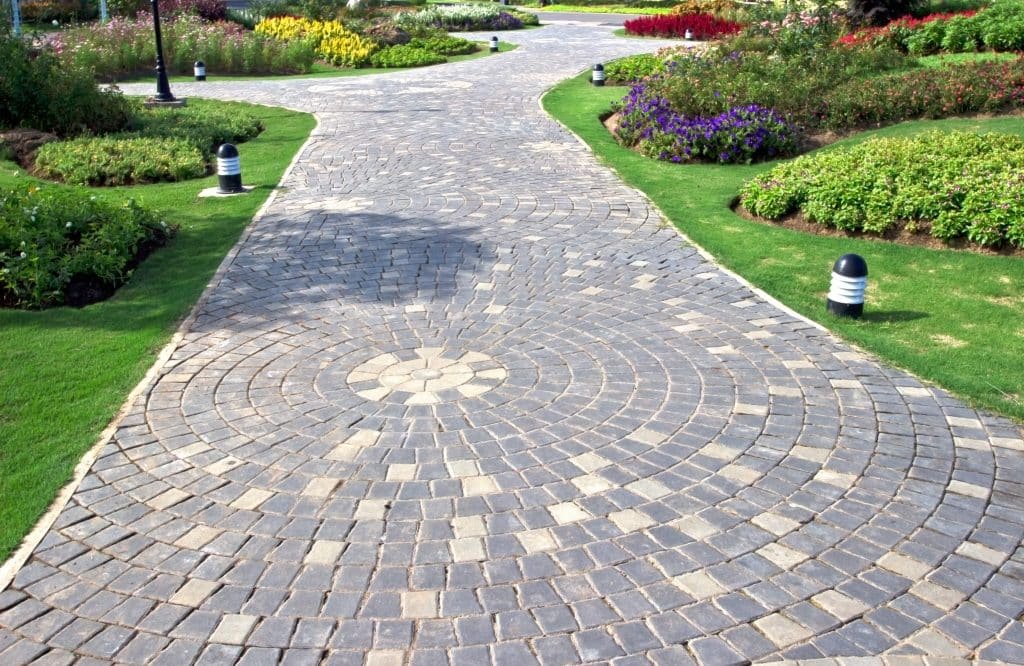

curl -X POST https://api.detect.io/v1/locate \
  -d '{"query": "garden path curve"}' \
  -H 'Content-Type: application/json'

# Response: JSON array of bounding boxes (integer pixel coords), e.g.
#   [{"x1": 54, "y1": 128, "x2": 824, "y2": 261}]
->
[{"x1": 3, "y1": 23, "x2": 1024, "y2": 666}]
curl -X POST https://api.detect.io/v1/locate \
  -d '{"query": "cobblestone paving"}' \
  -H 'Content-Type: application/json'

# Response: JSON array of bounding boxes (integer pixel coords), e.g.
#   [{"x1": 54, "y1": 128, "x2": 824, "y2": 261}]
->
[{"x1": 3, "y1": 23, "x2": 1024, "y2": 666}]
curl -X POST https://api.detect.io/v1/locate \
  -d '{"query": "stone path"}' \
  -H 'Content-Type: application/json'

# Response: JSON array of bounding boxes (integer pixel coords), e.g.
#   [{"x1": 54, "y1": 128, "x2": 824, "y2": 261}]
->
[{"x1": 3, "y1": 23, "x2": 1024, "y2": 666}]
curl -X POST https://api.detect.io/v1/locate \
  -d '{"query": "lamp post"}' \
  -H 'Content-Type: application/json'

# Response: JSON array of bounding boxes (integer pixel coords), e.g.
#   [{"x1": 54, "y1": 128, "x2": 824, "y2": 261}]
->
[
  {"x1": 11, "y1": 0, "x2": 21, "y2": 37},
  {"x1": 150, "y1": 0, "x2": 176, "y2": 103}
]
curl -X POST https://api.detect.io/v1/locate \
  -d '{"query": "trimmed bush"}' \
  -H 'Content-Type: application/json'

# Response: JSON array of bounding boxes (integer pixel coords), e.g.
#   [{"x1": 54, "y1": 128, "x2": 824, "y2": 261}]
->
[
  {"x1": 623, "y1": 13, "x2": 743, "y2": 39},
  {"x1": 0, "y1": 34, "x2": 133, "y2": 137},
  {"x1": 35, "y1": 137, "x2": 207, "y2": 186},
  {"x1": 740, "y1": 131, "x2": 1024, "y2": 247},
  {"x1": 0, "y1": 185, "x2": 173, "y2": 308},
  {"x1": 370, "y1": 44, "x2": 446, "y2": 68}
]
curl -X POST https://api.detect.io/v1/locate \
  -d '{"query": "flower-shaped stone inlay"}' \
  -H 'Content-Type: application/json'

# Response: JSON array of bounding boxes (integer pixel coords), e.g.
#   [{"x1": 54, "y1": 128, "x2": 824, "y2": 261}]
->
[{"x1": 347, "y1": 348, "x2": 507, "y2": 405}]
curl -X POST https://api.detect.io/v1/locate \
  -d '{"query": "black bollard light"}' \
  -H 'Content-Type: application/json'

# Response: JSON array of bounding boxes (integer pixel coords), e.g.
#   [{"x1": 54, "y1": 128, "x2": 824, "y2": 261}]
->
[
  {"x1": 591, "y1": 63, "x2": 605, "y2": 86},
  {"x1": 194, "y1": 60, "x2": 206, "y2": 81},
  {"x1": 826, "y1": 253, "x2": 868, "y2": 318},
  {"x1": 150, "y1": 0, "x2": 176, "y2": 103},
  {"x1": 216, "y1": 144, "x2": 243, "y2": 194},
  {"x1": 489, "y1": 36, "x2": 499, "y2": 53}
]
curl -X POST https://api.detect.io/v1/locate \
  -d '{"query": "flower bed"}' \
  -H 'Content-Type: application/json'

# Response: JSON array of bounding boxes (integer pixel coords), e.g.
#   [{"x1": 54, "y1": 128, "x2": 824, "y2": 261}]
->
[
  {"x1": 616, "y1": 86, "x2": 801, "y2": 163},
  {"x1": 255, "y1": 16, "x2": 377, "y2": 66},
  {"x1": 623, "y1": 13, "x2": 743, "y2": 39},
  {"x1": 740, "y1": 131, "x2": 1024, "y2": 248},
  {"x1": 0, "y1": 186, "x2": 173, "y2": 308},
  {"x1": 55, "y1": 14, "x2": 315, "y2": 79},
  {"x1": 836, "y1": 0, "x2": 1024, "y2": 55},
  {"x1": 394, "y1": 4, "x2": 530, "y2": 31}
]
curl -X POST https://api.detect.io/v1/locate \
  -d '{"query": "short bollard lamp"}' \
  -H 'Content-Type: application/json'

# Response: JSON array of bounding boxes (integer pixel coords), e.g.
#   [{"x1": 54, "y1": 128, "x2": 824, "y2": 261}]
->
[
  {"x1": 684, "y1": 29, "x2": 694, "y2": 39},
  {"x1": 489, "y1": 36, "x2": 499, "y2": 53},
  {"x1": 216, "y1": 143, "x2": 243, "y2": 194},
  {"x1": 194, "y1": 60, "x2": 206, "y2": 81},
  {"x1": 827, "y1": 253, "x2": 868, "y2": 318},
  {"x1": 592, "y1": 63, "x2": 605, "y2": 87}
]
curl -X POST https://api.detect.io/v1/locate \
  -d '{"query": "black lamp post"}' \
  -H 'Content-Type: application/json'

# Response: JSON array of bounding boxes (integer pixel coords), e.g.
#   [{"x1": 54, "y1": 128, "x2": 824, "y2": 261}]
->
[{"x1": 150, "y1": 0, "x2": 176, "y2": 103}]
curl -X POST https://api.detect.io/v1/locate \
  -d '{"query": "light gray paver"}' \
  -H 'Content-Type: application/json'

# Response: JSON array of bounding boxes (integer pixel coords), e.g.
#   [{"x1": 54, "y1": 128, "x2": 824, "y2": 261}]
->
[{"x1": 1, "y1": 20, "x2": 1023, "y2": 666}]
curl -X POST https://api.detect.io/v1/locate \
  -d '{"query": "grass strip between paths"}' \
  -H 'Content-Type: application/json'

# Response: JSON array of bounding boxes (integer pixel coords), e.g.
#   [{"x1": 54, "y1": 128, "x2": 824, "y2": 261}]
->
[
  {"x1": 0, "y1": 99, "x2": 315, "y2": 563},
  {"x1": 543, "y1": 72, "x2": 1024, "y2": 424}
]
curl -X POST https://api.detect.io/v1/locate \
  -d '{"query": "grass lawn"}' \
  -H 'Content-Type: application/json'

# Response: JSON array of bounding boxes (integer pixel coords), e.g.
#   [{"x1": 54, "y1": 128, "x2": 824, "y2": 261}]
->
[
  {"x1": 543, "y1": 72, "x2": 1024, "y2": 424},
  {"x1": 114, "y1": 41, "x2": 518, "y2": 84},
  {"x1": 0, "y1": 99, "x2": 315, "y2": 562}
]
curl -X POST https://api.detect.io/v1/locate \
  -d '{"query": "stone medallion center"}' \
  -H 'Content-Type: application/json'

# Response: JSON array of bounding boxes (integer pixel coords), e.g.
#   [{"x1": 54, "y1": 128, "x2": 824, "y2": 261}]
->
[{"x1": 347, "y1": 348, "x2": 507, "y2": 406}]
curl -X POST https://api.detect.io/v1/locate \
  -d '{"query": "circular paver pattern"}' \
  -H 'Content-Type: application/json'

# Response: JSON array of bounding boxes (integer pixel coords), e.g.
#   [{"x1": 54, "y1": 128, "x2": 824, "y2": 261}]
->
[
  {"x1": 344, "y1": 348, "x2": 507, "y2": 405},
  {"x1": 1, "y1": 23, "x2": 1023, "y2": 666}
]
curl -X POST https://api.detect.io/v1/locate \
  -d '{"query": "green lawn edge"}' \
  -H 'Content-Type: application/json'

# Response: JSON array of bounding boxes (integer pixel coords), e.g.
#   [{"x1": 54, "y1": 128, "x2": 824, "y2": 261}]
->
[
  {"x1": 542, "y1": 72, "x2": 1024, "y2": 424},
  {"x1": 114, "y1": 40, "x2": 518, "y2": 84},
  {"x1": 0, "y1": 99, "x2": 316, "y2": 563}
]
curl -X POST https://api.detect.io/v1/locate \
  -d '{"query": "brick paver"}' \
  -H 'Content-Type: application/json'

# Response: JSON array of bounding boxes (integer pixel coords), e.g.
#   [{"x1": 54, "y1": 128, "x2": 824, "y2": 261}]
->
[{"x1": 2, "y1": 22, "x2": 1024, "y2": 665}]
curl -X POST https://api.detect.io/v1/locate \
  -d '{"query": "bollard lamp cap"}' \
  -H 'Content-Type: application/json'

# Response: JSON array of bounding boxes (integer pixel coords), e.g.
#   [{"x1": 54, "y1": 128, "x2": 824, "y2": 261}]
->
[
  {"x1": 217, "y1": 143, "x2": 239, "y2": 159},
  {"x1": 593, "y1": 63, "x2": 604, "y2": 71},
  {"x1": 832, "y1": 253, "x2": 867, "y2": 278}
]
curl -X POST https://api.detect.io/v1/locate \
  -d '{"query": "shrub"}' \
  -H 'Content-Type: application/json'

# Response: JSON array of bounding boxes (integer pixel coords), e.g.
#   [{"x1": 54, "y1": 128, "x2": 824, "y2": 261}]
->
[
  {"x1": 369, "y1": 44, "x2": 446, "y2": 68},
  {"x1": 740, "y1": 131, "x2": 1024, "y2": 247},
  {"x1": 0, "y1": 34, "x2": 134, "y2": 137},
  {"x1": 624, "y1": 13, "x2": 743, "y2": 39},
  {"x1": 616, "y1": 88, "x2": 801, "y2": 164},
  {"x1": 56, "y1": 14, "x2": 316, "y2": 79},
  {"x1": 0, "y1": 185, "x2": 174, "y2": 308},
  {"x1": 604, "y1": 53, "x2": 666, "y2": 84},
  {"x1": 977, "y1": 0, "x2": 1024, "y2": 50},
  {"x1": 408, "y1": 35, "x2": 476, "y2": 56},
  {"x1": 35, "y1": 136, "x2": 207, "y2": 186},
  {"x1": 394, "y1": 5, "x2": 524, "y2": 31}
]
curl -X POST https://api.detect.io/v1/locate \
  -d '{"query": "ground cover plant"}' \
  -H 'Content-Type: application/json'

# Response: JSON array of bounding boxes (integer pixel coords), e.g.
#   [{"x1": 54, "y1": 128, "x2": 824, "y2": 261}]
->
[
  {"x1": 623, "y1": 12, "x2": 743, "y2": 39},
  {"x1": 34, "y1": 136, "x2": 207, "y2": 185},
  {"x1": 26, "y1": 104, "x2": 264, "y2": 186},
  {"x1": 543, "y1": 73, "x2": 1024, "y2": 425},
  {"x1": 741, "y1": 131, "x2": 1024, "y2": 247},
  {"x1": 0, "y1": 99, "x2": 315, "y2": 562}
]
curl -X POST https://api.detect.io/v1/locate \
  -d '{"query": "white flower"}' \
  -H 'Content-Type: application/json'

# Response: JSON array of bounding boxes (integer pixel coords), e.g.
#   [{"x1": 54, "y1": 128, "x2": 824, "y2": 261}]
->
[
  {"x1": 66, "y1": 222, "x2": 73, "y2": 228},
  {"x1": 20, "y1": 252, "x2": 27, "y2": 259}
]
